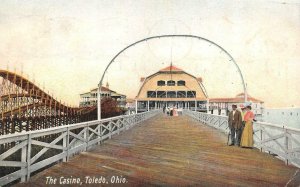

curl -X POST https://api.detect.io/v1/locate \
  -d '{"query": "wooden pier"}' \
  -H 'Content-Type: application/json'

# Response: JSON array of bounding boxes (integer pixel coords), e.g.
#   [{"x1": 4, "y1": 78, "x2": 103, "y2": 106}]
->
[{"x1": 16, "y1": 114, "x2": 300, "y2": 186}]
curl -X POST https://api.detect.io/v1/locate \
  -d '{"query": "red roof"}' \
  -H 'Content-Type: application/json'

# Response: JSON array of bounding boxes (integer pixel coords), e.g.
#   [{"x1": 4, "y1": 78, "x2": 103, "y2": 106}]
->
[
  {"x1": 159, "y1": 65, "x2": 183, "y2": 72},
  {"x1": 210, "y1": 93, "x2": 263, "y2": 103},
  {"x1": 90, "y1": 86, "x2": 111, "y2": 92}
]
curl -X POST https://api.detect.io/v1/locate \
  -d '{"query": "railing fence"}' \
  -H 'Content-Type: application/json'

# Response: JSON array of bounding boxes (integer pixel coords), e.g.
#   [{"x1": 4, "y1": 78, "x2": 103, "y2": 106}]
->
[
  {"x1": 183, "y1": 109, "x2": 300, "y2": 168},
  {"x1": 0, "y1": 110, "x2": 160, "y2": 186}
]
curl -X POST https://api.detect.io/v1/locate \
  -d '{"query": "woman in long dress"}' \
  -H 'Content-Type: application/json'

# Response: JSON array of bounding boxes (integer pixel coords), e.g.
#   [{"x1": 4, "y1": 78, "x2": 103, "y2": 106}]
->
[{"x1": 240, "y1": 105, "x2": 255, "y2": 148}]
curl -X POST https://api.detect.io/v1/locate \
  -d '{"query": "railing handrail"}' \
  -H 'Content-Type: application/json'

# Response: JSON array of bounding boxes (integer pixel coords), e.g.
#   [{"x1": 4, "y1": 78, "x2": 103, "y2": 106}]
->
[
  {"x1": 189, "y1": 110, "x2": 300, "y2": 132},
  {"x1": 254, "y1": 121, "x2": 300, "y2": 132},
  {"x1": 0, "y1": 111, "x2": 156, "y2": 140}
]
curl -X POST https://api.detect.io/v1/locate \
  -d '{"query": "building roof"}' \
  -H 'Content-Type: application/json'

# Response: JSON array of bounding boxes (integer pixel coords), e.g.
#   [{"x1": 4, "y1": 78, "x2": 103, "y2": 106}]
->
[
  {"x1": 111, "y1": 92, "x2": 126, "y2": 97},
  {"x1": 90, "y1": 86, "x2": 111, "y2": 92},
  {"x1": 210, "y1": 93, "x2": 263, "y2": 103},
  {"x1": 136, "y1": 65, "x2": 208, "y2": 99},
  {"x1": 159, "y1": 65, "x2": 183, "y2": 72}
]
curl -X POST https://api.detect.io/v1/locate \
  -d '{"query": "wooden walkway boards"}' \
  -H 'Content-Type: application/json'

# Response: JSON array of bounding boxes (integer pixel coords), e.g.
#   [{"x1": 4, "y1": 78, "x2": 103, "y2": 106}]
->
[{"x1": 17, "y1": 114, "x2": 300, "y2": 187}]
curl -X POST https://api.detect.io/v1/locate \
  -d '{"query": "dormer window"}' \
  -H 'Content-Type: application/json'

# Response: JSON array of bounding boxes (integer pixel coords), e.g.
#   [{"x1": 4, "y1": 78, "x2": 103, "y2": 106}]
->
[
  {"x1": 177, "y1": 80, "x2": 185, "y2": 86},
  {"x1": 167, "y1": 80, "x2": 175, "y2": 86},
  {"x1": 157, "y1": 80, "x2": 165, "y2": 86}
]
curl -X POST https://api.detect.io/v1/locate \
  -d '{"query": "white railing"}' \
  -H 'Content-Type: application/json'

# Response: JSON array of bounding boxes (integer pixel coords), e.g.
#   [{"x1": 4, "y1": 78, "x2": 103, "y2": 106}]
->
[
  {"x1": 0, "y1": 110, "x2": 160, "y2": 186},
  {"x1": 183, "y1": 109, "x2": 229, "y2": 133},
  {"x1": 184, "y1": 110, "x2": 300, "y2": 168}
]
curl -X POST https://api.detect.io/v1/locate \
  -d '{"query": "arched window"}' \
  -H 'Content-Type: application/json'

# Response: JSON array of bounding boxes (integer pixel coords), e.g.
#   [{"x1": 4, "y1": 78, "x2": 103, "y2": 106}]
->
[
  {"x1": 177, "y1": 80, "x2": 185, "y2": 86},
  {"x1": 157, "y1": 80, "x2": 165, "y2": 86},
  {"x1": 167, "y1": 80, "x2": 175, "y2": 86}
]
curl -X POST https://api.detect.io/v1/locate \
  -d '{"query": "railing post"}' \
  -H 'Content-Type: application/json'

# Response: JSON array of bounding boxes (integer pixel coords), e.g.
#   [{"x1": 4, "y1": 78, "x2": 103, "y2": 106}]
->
[
  {"x1": 284, "y1": 128, "x2": 289, "y2": 165},
  {"x1": 63, "y1": 130, "x2": 67, "y2": 162},
  {"x1": 109, "y1": 123, "x2": 112, "y2": 139},
  {"x1": 85, "y1": 126, "x2": 89, "y2": 151},
  {"x1": 66, "y1": 127, "x2": 70, "y2": 161},
  {"x1": 26, "y1": 134, "x2": 32, "y2": 181},
  {"x1": 98, "y1": 123, "x2": 101, "y2": 145},
  {"x1": 260, "y1": 125, "x2": 263, "y2": 152},
  {"x1": 21, "y1": 142, "x2": 27, "y2": 182}
]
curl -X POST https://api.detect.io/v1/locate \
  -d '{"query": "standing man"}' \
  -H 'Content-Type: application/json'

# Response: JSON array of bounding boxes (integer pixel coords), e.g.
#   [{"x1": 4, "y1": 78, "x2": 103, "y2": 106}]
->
[{"x1": 228, "y1": 104, "x2": 243, "y2": 146}]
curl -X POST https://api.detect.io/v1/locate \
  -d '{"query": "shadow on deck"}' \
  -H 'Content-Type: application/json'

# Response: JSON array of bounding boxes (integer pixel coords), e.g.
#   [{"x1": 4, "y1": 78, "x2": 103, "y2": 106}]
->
[{"x1": 16, "y1": 114, "x2": 300, "y2": 186}]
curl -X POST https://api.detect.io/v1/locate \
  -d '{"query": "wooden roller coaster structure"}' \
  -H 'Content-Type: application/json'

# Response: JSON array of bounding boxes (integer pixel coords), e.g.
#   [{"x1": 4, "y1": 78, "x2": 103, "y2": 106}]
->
[{"x1": 0, "y1": 70, "x2": 97, "y2": 135}]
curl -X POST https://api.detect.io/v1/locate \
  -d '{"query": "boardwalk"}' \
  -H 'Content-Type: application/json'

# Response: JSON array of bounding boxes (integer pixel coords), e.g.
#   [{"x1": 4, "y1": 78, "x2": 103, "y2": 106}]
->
[{"x1": 17, "y1": 114, "x2": 299, "y2": 186}]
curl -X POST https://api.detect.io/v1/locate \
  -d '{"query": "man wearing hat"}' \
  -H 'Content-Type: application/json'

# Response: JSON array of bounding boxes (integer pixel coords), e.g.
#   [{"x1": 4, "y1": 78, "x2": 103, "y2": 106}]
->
[{"x1": 228, "y1": 104, "x2": 243, "y2": 146}]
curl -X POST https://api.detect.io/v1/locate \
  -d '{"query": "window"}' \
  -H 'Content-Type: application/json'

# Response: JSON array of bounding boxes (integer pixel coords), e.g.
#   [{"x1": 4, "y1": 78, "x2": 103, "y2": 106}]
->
[
  {"x1": 167, "y1": 91, "x2": 176, "y2": 98},
  {"x1": 167, "y1": 80, "x2": 175, "y2": 86},
  {"x1": 177, "y1": 80, "x2": 185, "y2": 86},
  {"x1": 157, "y1": 80, "x2": 165, "y2": 86},
  {"x1": 177, "y1": 91, "x2": 186, "y2": 98},
  {"x1": 157, "y1": 91, "x2": 166, "y2": 98},
  {"x1": 147, "y1": 91, "x2": 156, "y2": 98},
  {"x1": 187, "y1": 91, "x2": 196, "y2": 98}
]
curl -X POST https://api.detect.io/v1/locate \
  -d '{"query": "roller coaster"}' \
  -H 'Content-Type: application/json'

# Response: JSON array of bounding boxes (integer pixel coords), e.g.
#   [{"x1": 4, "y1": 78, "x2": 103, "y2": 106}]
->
[{"x1": 0, "y1": 70, "x2": 97, "y2": 135}]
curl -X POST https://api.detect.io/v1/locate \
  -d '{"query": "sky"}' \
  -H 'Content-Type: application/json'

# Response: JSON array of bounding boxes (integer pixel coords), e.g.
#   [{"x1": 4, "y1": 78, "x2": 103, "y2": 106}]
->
[{"x1": 0, "y1": 0, "x2": 299, "y2": 108}]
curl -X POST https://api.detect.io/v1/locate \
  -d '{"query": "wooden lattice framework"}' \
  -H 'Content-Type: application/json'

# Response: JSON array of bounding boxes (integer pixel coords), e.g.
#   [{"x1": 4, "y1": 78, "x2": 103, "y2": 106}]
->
[{"x1": 0, "y1": 70, "x2": 96, "y2": 135}]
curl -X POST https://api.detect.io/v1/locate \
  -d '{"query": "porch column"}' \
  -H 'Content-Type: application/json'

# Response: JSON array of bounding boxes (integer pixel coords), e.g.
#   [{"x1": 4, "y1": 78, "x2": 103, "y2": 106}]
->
[
  {"x1": 147, "y1": 100, "x2": 150, "y2": 111},
  {"x1": 195, "y1": 100, "x2": 197, "y2": 111},
  {"x1": 135, "y1": 99, "x2": 138, "y2": 114},
  {"x1": 206, "y1": 98, "x2": 209, "y2": 114}
]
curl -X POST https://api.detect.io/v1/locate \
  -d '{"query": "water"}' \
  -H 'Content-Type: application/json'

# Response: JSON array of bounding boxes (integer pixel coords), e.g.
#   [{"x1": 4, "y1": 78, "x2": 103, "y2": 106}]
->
[{"x1": 262, "y1": 107, "x2": 300, "y2": 130}]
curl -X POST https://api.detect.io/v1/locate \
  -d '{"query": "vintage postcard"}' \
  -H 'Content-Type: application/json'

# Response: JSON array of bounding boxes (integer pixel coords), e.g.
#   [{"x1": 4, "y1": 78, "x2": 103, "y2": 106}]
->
[{"x1": 0, "y1": 0, "x2": 300, "y2": 186}]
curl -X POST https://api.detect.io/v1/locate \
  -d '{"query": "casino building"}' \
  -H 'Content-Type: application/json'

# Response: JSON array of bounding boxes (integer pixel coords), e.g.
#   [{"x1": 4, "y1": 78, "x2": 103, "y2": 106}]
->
[
  {"x1": 135, "y1": 66, "x2": 208, "y2": 112},
  {"x1": 135, "y1": 65, "x2": 264, "y2": 116}
]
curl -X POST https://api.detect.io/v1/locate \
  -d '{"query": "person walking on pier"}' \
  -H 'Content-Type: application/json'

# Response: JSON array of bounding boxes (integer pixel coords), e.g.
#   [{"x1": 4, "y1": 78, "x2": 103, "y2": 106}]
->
[
  {"x1": 228, "y1": 104, "x2": 243, "y2": 146},
  {"x1": 240, "y1": 105, "x2": 255, "y2": 148}
]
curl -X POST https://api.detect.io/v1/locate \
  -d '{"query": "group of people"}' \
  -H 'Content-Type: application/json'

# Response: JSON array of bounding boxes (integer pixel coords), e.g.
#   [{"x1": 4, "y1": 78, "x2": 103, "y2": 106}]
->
[
  {"x1": 228, "y1": 104, "x2": 255, "y2": 148},
  {"x1": 163, "y1": 106, "x2": 179, "y2": 116}
]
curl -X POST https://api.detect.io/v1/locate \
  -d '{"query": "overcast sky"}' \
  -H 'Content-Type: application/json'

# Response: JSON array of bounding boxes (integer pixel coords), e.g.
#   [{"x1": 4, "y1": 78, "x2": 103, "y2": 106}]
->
[{"x1": 0, "y1": 0, "x2": 299, "y2": 108}]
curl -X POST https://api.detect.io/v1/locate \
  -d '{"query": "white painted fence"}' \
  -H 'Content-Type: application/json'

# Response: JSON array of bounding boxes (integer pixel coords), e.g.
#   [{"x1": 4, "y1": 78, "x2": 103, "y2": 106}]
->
[
  {"x1": 0, "y1": 110, "x2": 160, "y2": 186},
  {"x1": 184, "y1": 110, "x2": 300, "y2": 168}
]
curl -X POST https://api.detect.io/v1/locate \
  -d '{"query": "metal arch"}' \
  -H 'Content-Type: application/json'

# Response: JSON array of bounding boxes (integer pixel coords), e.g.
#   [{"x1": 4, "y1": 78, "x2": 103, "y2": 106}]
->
[{"x1": 98, "y1": 35, "x2": 247, "y2": 120}]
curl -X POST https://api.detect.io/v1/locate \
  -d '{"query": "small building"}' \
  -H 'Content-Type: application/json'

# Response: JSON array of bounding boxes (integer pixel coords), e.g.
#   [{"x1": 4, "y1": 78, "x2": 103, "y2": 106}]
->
[
  {"x1": 210, "y1": 93, "x2": 264, "y2": 117},
  {"x1": 79, "y1": 83, "x2": 126, "y2": 108}
]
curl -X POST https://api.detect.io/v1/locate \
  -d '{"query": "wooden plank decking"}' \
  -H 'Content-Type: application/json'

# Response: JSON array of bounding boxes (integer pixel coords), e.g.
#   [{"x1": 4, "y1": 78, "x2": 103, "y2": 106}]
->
[{"x1": 16, "y1": 114, "x2": 300, "y2": 186}]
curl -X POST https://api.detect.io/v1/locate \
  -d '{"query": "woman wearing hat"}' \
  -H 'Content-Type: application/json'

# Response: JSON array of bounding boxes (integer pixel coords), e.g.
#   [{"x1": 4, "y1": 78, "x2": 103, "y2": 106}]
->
[{"x1": 240, "y1": 105, "x2": 255, "y2": 148}]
